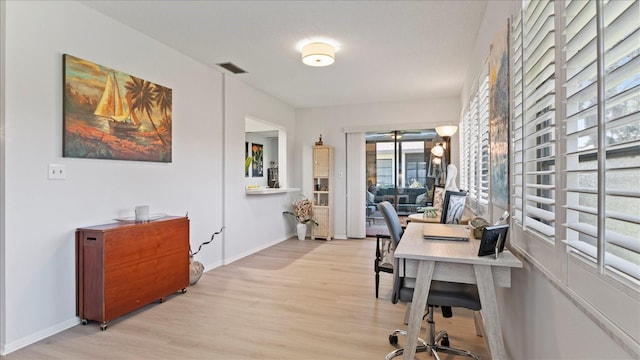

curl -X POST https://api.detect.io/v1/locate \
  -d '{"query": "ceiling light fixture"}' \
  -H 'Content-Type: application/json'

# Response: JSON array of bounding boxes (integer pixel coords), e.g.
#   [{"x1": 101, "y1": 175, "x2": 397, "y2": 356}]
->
[{"x1": 302, "y1": 42, "x2": 335, "y2": 67}]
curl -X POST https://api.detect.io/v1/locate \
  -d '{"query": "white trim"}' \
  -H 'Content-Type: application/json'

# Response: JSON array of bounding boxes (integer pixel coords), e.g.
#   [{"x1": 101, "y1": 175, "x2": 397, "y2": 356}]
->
[
  {"x1": 223, "y1": 236, "x2": 289, "y2": 265},
  {"x1": 0, "y1": 0, "x2": 6, "y2": 354},
  {"x1": 1, "y1": 318, "x2": 78, "y2": 356}
]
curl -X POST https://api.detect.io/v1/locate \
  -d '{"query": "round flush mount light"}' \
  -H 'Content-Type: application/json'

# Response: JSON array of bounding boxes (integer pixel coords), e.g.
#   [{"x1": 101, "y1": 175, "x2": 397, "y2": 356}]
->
[{"x1": 302, "y1": 42, "x2": 335, "y2": 67}]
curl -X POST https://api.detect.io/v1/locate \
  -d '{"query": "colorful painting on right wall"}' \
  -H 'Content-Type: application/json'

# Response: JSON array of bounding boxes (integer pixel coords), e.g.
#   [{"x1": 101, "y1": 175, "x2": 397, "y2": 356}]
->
[{"x1": 489, "y1": 21, "x2": 510, "y2": 208}]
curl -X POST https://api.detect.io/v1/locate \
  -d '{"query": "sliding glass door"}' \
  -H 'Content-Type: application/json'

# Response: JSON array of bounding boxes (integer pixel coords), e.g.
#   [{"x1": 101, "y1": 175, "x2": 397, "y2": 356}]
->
[{"x1": 366, "y1": 130, "x2": 441, "y2": 219}]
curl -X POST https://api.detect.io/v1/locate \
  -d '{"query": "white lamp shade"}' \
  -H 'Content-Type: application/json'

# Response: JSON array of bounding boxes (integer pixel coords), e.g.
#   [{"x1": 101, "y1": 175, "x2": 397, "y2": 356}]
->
[
  {"x1": 302, "y1": 42, "x2": 335, "y2": 67},
  {"x1": 431, "y1": 144, "x2": 444, "y2": 157},
  {"x1": 436, "y1": 125, "x2": 458, "y2": 137}
]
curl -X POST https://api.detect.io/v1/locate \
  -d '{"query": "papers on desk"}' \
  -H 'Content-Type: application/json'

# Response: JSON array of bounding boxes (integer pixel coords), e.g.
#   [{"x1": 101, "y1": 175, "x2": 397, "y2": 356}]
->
[{"x1": 423, "y1": 224, "x2": 470, "y2": 242}]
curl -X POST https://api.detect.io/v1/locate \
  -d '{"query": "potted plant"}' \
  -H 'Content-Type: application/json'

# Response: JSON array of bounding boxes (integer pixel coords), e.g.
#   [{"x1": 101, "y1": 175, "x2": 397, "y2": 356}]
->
[{"x1": 283, "y1": 196, "x2": 318, "y2": 240}]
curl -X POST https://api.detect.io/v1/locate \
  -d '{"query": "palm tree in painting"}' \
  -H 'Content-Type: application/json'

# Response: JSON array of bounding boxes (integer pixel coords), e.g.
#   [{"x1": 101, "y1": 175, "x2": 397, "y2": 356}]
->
[
  {"x1": 153, "y1": 85, "x2": 172, "y2": 130},
  {"x1": 125, "y1": 76, "x2": 166, "y2": 147}
]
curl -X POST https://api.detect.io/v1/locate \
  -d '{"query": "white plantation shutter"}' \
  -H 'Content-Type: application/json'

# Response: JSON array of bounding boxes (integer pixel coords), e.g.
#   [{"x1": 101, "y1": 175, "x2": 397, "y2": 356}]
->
[
  {"x1": 564, "y1": 0, "x2": 640, "y2": 281},
  {"x1": 522, "y1": 0, "x2": 557, "y2": 239},
  {"x1": 461, "y1": 66, "x2": 490, "y2": 212},
  {"x1": 512, "y1": 9, "x2": 524, "y2": 224},
  {"x1": 468, "y1": 95, "x2": 479, "y2": 202},
  {"x1": 603, "y1": 0, "x2": 640, "y2": 279},
  {"x1": 460, "y1": 114, "x2": 469, "y2": 191},
  {"x1": 479, "y1": 74, "x2": 490, "y2": 206}
]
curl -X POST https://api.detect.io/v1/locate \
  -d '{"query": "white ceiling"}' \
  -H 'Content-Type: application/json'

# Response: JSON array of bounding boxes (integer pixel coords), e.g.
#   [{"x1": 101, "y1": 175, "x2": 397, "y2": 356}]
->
[{"x1": 81, "y1": 0, "x2": 487, "y2": 109}]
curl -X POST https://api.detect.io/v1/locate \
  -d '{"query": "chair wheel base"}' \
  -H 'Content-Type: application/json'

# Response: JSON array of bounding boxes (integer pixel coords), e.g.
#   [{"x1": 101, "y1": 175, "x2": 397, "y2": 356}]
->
[
  {"x1": 389, "y1": 334, "x2": 398, "y2": 345},
  {"x1": 440, "y1": 335, "x2": 449, "y2": 347}
]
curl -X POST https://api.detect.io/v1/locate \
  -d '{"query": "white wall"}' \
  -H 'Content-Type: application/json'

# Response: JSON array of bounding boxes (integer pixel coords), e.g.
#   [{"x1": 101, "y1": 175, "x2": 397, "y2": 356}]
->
[
  {"x1": 1, "y1": 1, "x2": 295, "y2": 354},
  {"x1": 463, "y1": 1, "x2": 632, "y2": 359},
  {"x1": 295, "y1": 97, "x2": 460, "y2": 238},
  {"x1": 2, "y1": 0, "x2": 222, "y2": 352},
  {"x1": 223, "y1": 76, "x2": 298, "y2": 265},
  {"x1": 0, "y1": 0, "x2": 7, "y2": 352}
]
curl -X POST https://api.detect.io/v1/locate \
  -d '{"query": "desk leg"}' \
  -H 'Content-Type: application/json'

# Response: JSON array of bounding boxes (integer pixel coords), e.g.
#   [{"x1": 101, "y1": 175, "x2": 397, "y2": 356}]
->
[
  {"x1": 474, "y1": 264, "x2": 507, "y2": 360},
  {"x1": 403, "y1": 260, "x2": 434, "y2": 360}
]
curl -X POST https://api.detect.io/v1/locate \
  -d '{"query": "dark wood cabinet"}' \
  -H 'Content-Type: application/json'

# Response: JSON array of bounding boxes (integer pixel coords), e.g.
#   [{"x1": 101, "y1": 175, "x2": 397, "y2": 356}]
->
[{"x1": 76, "y1": 216, "x2": 189, "y2": 330}]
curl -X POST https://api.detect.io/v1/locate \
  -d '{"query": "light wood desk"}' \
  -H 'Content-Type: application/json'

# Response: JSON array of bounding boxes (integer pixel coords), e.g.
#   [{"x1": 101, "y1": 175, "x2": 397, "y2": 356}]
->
[{"x1": 394, "y1": 222, "x2": 522, "y2": 360}]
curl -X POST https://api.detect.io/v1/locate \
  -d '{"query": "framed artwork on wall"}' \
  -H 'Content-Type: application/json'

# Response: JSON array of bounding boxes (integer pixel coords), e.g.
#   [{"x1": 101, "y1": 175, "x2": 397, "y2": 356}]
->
[
  {"x1": 245, "y1": 141, "x2": 250, "y2": 177},
  {"x1": 252, "y1": 143, "x2": 263, "y2": 177},
  {"x1": 63, "y1": 54, "x2": 172, "y2": 162},
  {"x1": 488, "y1": 21, "x2": 510, "y2": 207}
]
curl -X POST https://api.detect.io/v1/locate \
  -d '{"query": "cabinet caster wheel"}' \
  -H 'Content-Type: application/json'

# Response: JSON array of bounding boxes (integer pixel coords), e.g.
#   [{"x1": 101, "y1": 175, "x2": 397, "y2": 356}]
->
[
  {"x1": 181, "y1": 288, "x2": 187, "y2": 294},
  {"x1": 100, "y1": 323, "x2": 108, "y2": 331},
  {"x1": 81, "y1": 319, "x2": 88, "y2": 325},
  {"x1": 440, "y1": 336, "x2": 449, "y2": 347},
  {"x1": 389, "y1": 334, "x2": 398, "y2": 345}
]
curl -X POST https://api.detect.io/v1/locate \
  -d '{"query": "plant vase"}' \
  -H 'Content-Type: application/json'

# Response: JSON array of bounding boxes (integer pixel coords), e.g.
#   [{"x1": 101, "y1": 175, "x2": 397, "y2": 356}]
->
[
  {"x1": 296, "y1": 223, "x2": 307, "y2": 240},
  {"x1": 189, "y1": 256, "x2": 204, "y2": 285}
]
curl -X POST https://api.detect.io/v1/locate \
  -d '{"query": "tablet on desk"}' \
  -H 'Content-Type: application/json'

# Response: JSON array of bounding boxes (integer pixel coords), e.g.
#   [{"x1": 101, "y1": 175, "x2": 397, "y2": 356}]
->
[
  {"x1": 423, "y1": 224, "x2": 469, "y2": 241},
  {"x1": 478, "y1": 224, "x2": 509, "y2": 257}
]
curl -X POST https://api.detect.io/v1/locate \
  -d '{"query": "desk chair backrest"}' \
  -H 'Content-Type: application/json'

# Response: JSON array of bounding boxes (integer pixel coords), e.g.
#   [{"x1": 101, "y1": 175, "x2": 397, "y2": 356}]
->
[
  {"x1": 378, "y1": 201, "x2": 406, "y2": 304},
  {"x1": 377, "y1": 201, "x2": 403, "y2": 247},
  {"x1": 440, "y1": 190, "x2": 467, "y2": 224}
]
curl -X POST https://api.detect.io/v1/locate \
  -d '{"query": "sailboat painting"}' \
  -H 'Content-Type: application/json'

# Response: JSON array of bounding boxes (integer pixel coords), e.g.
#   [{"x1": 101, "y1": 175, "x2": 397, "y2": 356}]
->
[{"x1": 63, "y1": 54, "x2": 172, "y2": 162}]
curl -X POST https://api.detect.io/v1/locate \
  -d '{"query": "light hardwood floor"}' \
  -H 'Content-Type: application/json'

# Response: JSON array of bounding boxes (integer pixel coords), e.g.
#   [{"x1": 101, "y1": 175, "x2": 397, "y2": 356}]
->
[{"x1": 2, "y1": 238, "x2": 490, "y2": 359}]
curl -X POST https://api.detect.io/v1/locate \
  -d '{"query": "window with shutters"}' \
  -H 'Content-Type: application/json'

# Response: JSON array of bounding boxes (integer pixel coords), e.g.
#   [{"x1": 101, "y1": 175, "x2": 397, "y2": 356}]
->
[
  {"x1": 512, "y1": 9, "x2": 524, "y2": 225},
  {"x1": 460, "y1": 68, "x2": 489, "y2": 214},
  {"x1": 461, "y1": 94, "x2": 478, "y2": 204},
  {"x1": 507, "y1": 0, "x2": 639, "y2": 350},
  {"x1": 460, "y1": 76, "x2": 489, "y2": 214},
  {"x1": 564, "y1": 0, "x2": 640, "y2": 283},
  {"x1": 522, "y1": 0, "x2": 557, "y2": 240},
  {"x1": 479, "y1": 75, "x2": 490, "y2": 207},
  {"x1": 459, "y1": 114, "x2": 469, "y2": 192}
]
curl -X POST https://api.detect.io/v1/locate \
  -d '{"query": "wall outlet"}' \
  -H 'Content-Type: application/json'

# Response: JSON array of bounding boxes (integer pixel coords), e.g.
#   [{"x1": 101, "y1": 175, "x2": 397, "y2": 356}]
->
[{"x1": 48, "y1": 164, "x2": 66, "y2": 180}]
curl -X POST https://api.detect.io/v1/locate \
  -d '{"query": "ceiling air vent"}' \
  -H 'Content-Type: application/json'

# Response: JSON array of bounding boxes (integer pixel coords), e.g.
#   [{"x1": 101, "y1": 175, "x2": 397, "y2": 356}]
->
[{"x1": 217, "y1": 62, "x2": 247, "y2": 74}]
